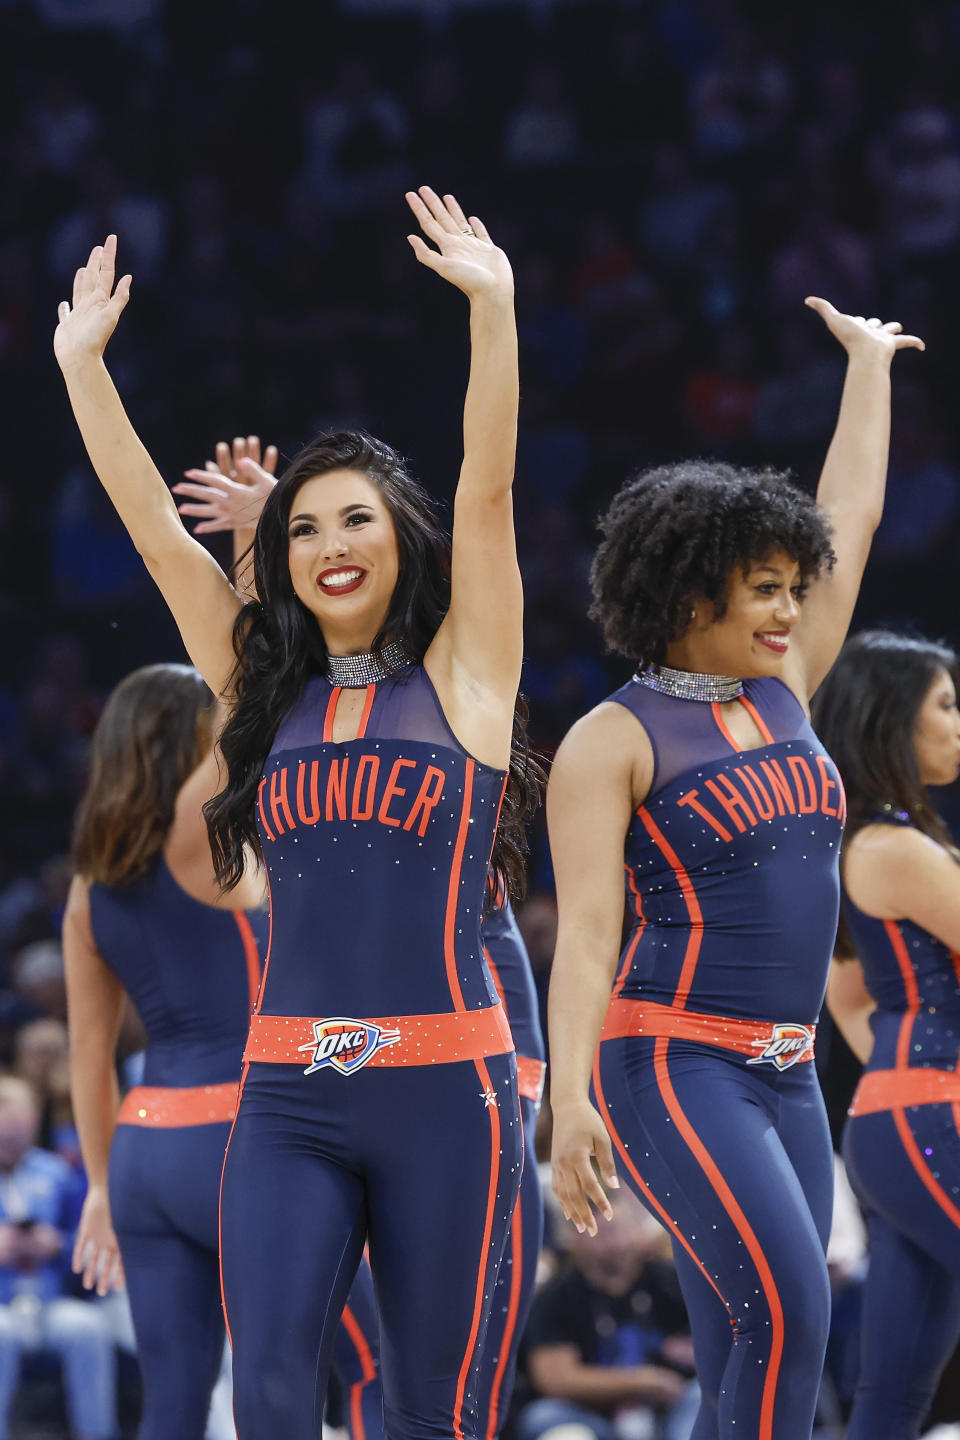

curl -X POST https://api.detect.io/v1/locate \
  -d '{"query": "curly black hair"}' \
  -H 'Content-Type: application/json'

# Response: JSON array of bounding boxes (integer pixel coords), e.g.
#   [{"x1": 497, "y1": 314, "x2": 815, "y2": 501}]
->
[{"x1": 589, "y1": 460, "x2": 836, "y2": 663}]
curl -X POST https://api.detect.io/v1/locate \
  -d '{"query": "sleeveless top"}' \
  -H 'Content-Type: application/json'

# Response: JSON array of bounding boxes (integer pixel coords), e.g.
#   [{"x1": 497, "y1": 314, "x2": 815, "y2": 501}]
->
[
  {"x1": 256, "y1": 663, "x2": 507, "y2": 1019},
  {"x1": 609, "y1": 675, "x2": 845, "y2": 1023},
  {"x1": 89, "y1": 856, "x2": 268, "y2": 1088},
  {"x1": 844, "y1": 814, "x2": 960, "y2": 1071}
]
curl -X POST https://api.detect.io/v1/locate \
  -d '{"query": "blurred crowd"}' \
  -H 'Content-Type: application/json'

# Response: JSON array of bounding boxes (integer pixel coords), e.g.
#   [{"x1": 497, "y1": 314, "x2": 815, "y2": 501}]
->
[{"x1": 4, "y1": 0, "x2": 960, "y2": 1431}]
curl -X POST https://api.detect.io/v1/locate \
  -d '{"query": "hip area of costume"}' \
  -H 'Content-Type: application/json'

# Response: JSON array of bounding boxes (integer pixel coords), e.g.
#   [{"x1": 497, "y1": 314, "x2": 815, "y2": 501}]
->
[
  {"x1": 841, "y1": 812, "x2": 960, "y2": 1440},
  {"x1": 220, "y1": 662, "x2": 524, "y2": 1440},
  {"x1": 592, "y1": 675, "x2": 844, "y2": 1440}
]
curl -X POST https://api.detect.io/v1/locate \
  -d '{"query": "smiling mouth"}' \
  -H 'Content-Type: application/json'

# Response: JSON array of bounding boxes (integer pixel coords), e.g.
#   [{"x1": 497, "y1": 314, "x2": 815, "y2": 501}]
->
[
  {"x1": 317, "y1": 568, "x2": 365, "y2": 596},
  {"x1": 756, "y1": 632, "x2": 790, "y2": 654}
]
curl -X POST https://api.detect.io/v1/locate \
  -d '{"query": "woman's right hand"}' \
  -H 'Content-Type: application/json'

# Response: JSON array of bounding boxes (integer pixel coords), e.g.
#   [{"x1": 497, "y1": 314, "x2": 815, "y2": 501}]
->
[
  {"x1": 551, "y1": 1096, "x2": 619, "y2": 1236},
  {"x1": 72, "y1": 1185, "x2": 125, "y2": 1296},
  {"x1": 54, "y1": 235, "x2": 132, "y2": 372},
  {"x1": 174, "y1": 435, "x2": 278, "y2": 534}
]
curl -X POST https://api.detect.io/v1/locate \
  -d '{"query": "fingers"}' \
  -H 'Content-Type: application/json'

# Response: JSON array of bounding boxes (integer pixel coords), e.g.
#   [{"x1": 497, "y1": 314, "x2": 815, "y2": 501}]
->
[
  {"x1": 99, "y1": 233, "x2": 117, "y2": 295},
  {"x1": 595, "y1": 1128, "x2": 620, "y2": 1192},
  {"x1": 581, "y1": 1162, "x2": 614, "y2": 1224},
  {"x1": 442, "y1": 192, "x2": 472, "y2": 232},
  {"x1": 110, "y1": 273, "x2": 132, "y2": 318},
  {"x1": 416, "y1": 185, "x2": 460, "y2": 234},
  {"x1": 407, "y1": 234, "x2": 443, "y2": 270},
  {"x1": 883, "y1": 321, "x2": 903, "y2": 334},
  {"x1": 263, "y1": 444, "x2": 278, "y2": 475},
  {"x1": 174, "y1": 477, "x2": 232, "y2": 500},
  {"x1": 405, "y1": 191, "x2": 447, "y2": 247},
  {"x1": 231, "y1": 435, "x2": 248, "y2": 471},
  {"x1": 467, "y1": 214, "x2": 491, "y2": 242},
  {"x1": 216, "y1": 440, "x2": 234, "y2": 479},
  {"x1": 894, "y1": 333, "x2": 926, "y2": 350},
  {"x1": 246, "y1": 435, "x2": 262, "y2": 467}
]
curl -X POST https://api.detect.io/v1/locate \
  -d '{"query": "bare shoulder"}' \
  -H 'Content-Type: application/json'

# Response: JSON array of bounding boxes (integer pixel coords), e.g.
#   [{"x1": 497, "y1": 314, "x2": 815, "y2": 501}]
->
[
  {"x1": 550, "y1": 701, "x2": 654, "y2": 809},
  {"x1": 844, "y1": 823, "x2": 953, "y2": 918},
  {"x1": 64, "y1": 874, "x2": 92, "y2": 930}
]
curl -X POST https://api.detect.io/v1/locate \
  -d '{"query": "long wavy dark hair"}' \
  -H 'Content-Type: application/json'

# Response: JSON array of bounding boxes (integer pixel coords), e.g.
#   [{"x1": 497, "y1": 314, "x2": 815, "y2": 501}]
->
[
  {"x1": 74, "y1": 665, "x2": 216, "y2": 886},
  {"x1": 205, "y1": 431, "x2": 543, "y2": 900},
  {"x1": 812, "y1": 630, "x2": 960, "y2": 952}
]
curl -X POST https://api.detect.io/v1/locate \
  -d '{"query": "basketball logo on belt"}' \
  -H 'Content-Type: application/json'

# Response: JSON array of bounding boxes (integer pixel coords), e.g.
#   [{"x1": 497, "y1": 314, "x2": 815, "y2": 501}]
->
[
  {"x1": 299, "y1": 1019, "x2": 401, "y2": 1076},
  {"x1": 747, "y1": 1023, "x2": 814, "y2": 1071}
]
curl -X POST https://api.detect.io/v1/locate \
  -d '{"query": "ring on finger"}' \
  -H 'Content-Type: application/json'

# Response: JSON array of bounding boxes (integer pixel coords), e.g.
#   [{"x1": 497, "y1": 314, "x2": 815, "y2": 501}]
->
[{"x1": 462, "y1": 226, "x2": 476, "y2": 237}]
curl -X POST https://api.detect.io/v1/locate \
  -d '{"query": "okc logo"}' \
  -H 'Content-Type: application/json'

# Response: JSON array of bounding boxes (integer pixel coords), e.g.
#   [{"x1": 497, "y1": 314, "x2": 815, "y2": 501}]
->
[
  {"x1": 299, "y1": 1018, "x2": 401, "y2": 1076},
  {"x1": 747, "y1": 1023, "x2": 814, "y2": 1072}
]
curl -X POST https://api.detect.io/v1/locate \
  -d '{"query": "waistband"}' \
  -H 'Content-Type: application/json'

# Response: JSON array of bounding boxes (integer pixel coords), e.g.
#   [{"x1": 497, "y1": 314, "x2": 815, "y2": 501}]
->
[
  {"x1": 245, "y1": 1003, "x2": 514, "y2": 1075},
  {"x1": 600, "y1": 997, "x2": 816, "y2": 1069},
  {"x1": 516, "y1": 1055, "x2": 546, "y2": 1104},
  {"x1": 849, "y1": 1066, "x2": 960, "y2": 1117},
  {"x1": 117, "y1": 1082, "x2": 239, "y2": 1128}
]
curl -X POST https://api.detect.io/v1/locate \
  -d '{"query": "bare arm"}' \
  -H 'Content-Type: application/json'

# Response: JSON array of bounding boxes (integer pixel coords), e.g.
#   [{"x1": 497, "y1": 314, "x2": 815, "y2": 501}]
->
[
  {"x1": 527, "y1": 1345, "x2": 686, "y2": 1410},
  {"x1": 54, "y1": 237, "x2": 242, "y2": 698},
  {"x1": 405, "y1": 189, "x2": 521, "y2": 768},
  {"x1": 844, "y1": 824, "x2": 960, "y2": 951},
  {"x1": 62, "y1": 875, "x2": 126, "y2": 1293},
  {"x1": 783, "y1": 301, "x2": 924, "y2": 703},
  {"x1": 826, "y1": 957, "x2": 876, "y2": 1065},
  {"x1": 548, "y1": 705, "x2": 654, "y2": 1234}
]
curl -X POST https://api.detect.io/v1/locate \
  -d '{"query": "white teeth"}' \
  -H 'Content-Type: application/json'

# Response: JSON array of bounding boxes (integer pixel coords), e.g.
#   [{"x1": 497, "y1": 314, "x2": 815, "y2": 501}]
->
[{"x1": 322, "y1": 570, "x2": 362, "y2": 589}]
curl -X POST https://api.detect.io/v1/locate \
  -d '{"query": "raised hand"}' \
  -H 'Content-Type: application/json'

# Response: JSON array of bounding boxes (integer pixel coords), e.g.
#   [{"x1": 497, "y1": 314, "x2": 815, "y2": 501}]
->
[
  {"x1": 405, "y1": 187, "x2": 513, "y2": 300},
  {"x1": 174, "y1": 435, "x2": 278, "y2": 534},
  {"x1": 805, "y1": 297, "x2": 925, "y2": 362},
  {"x1": 54, "y1": 235, "x2": 132, "y2": 371}
]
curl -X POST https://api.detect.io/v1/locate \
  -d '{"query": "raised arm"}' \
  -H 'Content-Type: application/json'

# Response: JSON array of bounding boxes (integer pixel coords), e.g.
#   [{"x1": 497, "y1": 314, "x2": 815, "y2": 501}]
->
[
  {"x1": 405, "y1": 189, "x2": 521, "y2": 762},
  {"x1": 54, "y1": 237, "x2": 242, "y2": 699},
  {"x1": 547, "y1": 705, "x2": 651, "y2": 1235},
  {"x1": 63, "y1": 876, "x2": 126, "y2": 1295},
  {"x1": 786, "y1": 300, "x2": 924, "y2": 701}
]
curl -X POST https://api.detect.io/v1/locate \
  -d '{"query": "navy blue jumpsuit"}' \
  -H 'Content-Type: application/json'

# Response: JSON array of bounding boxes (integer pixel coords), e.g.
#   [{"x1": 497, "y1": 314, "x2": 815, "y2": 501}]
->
[
  {"x1": 90, "y1": 854, "x2": 381, "y2": 1439},
  {"x1": 219, "y1": 663, "x2": 524, "y2": 1440},
  {"x1": 90, "y1": 855, "x2": 267, "y2": 1440},
  {"x1": 843, "y1": 812, "x2": 960, "y2": 1439},
  {"x1": 593, "y1": 676, "x2": 844, "y2": 1440}
]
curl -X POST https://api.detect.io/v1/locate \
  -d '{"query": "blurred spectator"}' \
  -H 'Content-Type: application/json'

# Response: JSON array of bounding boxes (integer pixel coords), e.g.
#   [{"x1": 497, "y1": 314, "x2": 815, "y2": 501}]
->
[
  {"x1": 873, "y1": 106, "x2": 960, "y2": 259},
  {"x1": 0, "y1": 1076, "x2": 116, "y2": 1440},
  {"x1": 13, "y1": 1020, "x2": 77, "y2": 1166},
  {"x1": 11, "y1": 942, "x2": 67, "y2": 1025},
  {"x1": 504, "y1": 63, "x2": 583, "y2": 170},
  {"x1": 517, "y1": 1189, "x2": 698, "y2": 1440}
]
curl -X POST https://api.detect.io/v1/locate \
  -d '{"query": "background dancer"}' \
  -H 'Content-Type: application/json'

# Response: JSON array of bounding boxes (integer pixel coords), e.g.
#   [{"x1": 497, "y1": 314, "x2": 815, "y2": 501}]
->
[
  {"x1": 817, "y1": 630, "x2": 960, "y2": 1440},
  {"x1": 546, "y1": 302, "x2": 922, "y2": 1439}
]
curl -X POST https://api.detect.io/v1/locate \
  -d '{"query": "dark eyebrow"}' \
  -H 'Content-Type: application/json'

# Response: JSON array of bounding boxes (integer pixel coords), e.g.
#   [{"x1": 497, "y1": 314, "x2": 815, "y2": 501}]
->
[{"x1": 288, "y1": 503, "x2": 373, "y2": 526}]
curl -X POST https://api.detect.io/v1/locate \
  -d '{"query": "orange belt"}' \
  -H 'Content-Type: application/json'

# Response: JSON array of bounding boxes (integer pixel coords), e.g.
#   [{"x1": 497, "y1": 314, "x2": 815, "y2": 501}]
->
[
  {"x1": 517, "y1": 1055, "x2": 546, "y2": 1104},
  {"x1": 117, "y1": 1082, "x2": 239, "y2": 1128},
  {"x1": 600, "y1": 997, "x2": 816, "y2": 1068},
  {"x1": 849, "y1": 1066, "x2": 960, "y2": 1117},
  {"x1": 245, "y1": 1003, "x2": 514, "y2": 1074}
]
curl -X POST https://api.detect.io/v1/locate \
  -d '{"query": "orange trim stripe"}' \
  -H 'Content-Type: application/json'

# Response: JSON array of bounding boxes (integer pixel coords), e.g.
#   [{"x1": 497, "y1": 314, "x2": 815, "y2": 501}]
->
[
  {"x1": 592, "y1": 1054, "x2": 727, "y2": 1307},
  {"x1": 444, "y1": 760, "x2": 476, "y2": 1013},
  {"x1": 892, "y1": 1104, "x2": 960, "y2": 1229},
  {"x1": 738, "y1": 695, "x2": 775, "y2": 745},
  {"x1": 218, "y1": 1058, "x2": 249, "y2": 1353},
  {"x1": 612, "y1": 868, "x2": 645, "y2": 999},
  {"x1": 637, "y1": 807, "x2": 703, "y2": 1009},
  {"x1": 850, "y1": 1066, "x2": 960, "y2": 1116},
  {"x1": 323, "y1": 687, "x2": 343, "y2": 743},
  {"x1": 484, "y1": 946, "x2": 506, "y2": 1008},
  {"x1": 453, "y1": 1056, "x2": 502, "y2": 1440},
  {"x1": 233, "y1": 911, "x2": 262, "y2": 1008},
  {"x1": 711, "y1": 702, "x2": 741, "y2": 754},
  {"x1": 356, "y1": 685, "x2": 376, "y2": 740},
  {"x1": 486, "y1": 1194, "x2": 524, "y2": 1440},
  {"x1": 653, "y1": 1037, "x2": 783, "y2": 1440},
  {"x1": 341, "y1": 1303, "x2": 377, "y2": 1440},
  {"x1": 118, "y1": 1083, "x2": 238, "y2": 1127}
]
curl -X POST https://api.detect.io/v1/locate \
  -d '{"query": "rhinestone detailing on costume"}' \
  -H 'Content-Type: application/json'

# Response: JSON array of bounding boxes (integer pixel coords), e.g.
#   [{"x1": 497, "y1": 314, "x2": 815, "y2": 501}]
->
[
  {"x1": 325, "y1": 641, "x2": 411, "y2": 688},
  {"x1": 634, "y1": 663, "x2": 744, "y2": 704}
]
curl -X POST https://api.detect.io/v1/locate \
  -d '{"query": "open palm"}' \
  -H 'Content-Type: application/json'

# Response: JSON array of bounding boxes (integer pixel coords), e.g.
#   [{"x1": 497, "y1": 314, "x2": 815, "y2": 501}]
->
[
  {"x1": 54, "y1": 235, "x2": 132, "y2": 369},
  {"x1": 406, "y1": 187, "x2": 513, "y2": 299},
  {"x1": 805, "y1": 296, "x2": 925, "y2": 360}
]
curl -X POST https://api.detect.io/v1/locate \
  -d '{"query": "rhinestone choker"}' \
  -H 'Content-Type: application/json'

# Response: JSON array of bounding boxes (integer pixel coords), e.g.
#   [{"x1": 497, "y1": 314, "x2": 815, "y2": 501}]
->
[
  {"x1": 634, "y1": 664, "x2": 744, "y2": 704},
  {"x1": 325, "y1": 640, "x2": 411, "y2": 688}
]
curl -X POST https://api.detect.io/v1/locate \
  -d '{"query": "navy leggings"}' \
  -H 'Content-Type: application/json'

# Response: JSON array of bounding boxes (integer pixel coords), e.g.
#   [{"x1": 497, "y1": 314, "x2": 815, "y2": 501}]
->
[
  {"x1": 844, "y1": 1100, "x2": 960, "y2": 1439},
  {"x1": 110, "y1": 1121, "x2": 228, "y2": 1440},
  {"x1": 220, "y1": 1053, "x2": 523, "y2": 1440},
  {"x1": 594, "y1": 1037, "x2": 833, "y2": 1440}
]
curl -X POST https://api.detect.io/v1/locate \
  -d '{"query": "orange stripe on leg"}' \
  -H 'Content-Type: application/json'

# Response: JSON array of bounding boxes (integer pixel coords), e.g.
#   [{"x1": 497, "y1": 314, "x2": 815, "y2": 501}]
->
[
  {"x1": 592, "y1": 1054, "x2": 727, "y2": 1308},
  {"x1": 653, "y1": 1037, "x2": 783, "y2": 1440},
  {"x1": 341, "y1": 1302, "x2": 377, "y2": 1440},
  {"x1": 454, "y1": 1057, "x2": 503, "y2": 1440},
  {"x1": 233, "y1": 911, "x2": 262, "y2": 1008},
  {"x1": 486, "y1": 1195, "x2": 524, "y2": 1440}
]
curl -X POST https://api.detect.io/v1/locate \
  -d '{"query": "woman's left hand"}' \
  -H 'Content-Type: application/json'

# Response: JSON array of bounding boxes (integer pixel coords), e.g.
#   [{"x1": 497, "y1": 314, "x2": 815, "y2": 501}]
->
[
  {"x1": 174, "y1": 434, "x2": 278, "y2": 534},
  {"x1": 405, "y1": 187, "x2": 513, "y2": 300},
  {"x1": 805, "y1": 297, "x2": 925, "y2": 362}
]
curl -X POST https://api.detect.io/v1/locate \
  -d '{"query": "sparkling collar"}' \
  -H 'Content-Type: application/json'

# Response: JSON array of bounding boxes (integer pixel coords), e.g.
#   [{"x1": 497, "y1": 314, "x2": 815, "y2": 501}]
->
[
  {"x1": 325, "y1": 640, "x2": 411, "y2": 688},
  {"x1": 634, "y1": 663, "x2": 744, "y2": 704}
]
